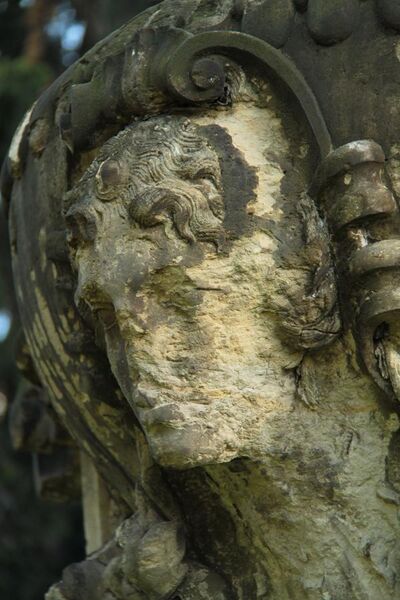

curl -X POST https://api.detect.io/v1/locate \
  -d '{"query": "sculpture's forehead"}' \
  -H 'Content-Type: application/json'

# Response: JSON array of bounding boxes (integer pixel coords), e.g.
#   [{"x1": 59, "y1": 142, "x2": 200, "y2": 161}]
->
[
  {"x1": 74, "y1": 117, "x2": 216, "y2": 188},
  {"x1": 66, "y1": 101, "x2": 311, "y2": 248},
  {"x1": 97, "y1": 117, "x2": 206, "y2": 156},
  {"x1": 73, "y1": 96, "x2": 302, "y2": 197}
]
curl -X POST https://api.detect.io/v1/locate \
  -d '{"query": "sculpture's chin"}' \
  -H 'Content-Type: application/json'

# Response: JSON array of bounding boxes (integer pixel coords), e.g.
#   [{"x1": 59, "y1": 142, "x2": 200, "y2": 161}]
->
[{"x1": 138, "y1": 403, "x2": 243, "y2": 469}]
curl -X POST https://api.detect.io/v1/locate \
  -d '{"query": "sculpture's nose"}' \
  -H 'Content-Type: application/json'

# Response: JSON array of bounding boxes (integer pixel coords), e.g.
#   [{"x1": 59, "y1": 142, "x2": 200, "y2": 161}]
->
[{"x1": 65, "y1": 204, "x2": 98, "y2": 247}]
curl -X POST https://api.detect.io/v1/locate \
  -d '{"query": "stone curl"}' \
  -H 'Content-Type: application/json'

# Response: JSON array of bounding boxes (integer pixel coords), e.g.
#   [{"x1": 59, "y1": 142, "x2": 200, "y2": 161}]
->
[{"x1": 64, "y1": 118, "x2": 225, "y2": 246}]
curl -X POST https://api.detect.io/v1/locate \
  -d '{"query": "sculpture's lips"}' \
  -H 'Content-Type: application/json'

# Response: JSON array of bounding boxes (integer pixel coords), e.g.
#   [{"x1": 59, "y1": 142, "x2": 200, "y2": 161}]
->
[
  {"x1": 131, "y1": 386, "x2": 158, "y2": 410},
  {"x1": 138, "y1": 403, "x2": 185, "y2": 428}
]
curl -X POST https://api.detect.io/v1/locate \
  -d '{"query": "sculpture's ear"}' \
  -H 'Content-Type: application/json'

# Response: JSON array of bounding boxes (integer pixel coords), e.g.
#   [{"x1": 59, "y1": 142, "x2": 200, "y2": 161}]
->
[{"x1": 95, "y1": 159, "x2": 129, "y2": 200}]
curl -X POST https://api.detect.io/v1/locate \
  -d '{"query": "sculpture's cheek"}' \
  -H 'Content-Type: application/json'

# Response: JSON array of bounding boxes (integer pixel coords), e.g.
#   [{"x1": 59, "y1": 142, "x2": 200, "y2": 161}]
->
[
  {"x1": 73, "y1": 231, "x2": 170, "y2": 311},
  {"x1": 100, "y1": 237, "x2": 300, "y2": 468},
  {"x1": 71, "y1": 202, "x2": 301, "y2": 468}
]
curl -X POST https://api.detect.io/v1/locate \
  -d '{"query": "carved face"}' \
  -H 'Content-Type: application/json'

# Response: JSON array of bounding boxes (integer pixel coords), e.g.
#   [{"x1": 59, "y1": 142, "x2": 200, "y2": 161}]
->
[{"x1": 66, "y1": 109, "x2": 337, "y2": 468}]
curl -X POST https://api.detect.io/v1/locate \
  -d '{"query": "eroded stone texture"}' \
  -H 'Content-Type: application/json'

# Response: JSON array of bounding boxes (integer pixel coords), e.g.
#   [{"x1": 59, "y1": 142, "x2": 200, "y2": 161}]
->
[
  {"x1": 242, "y1": 0, "x2": 295, "y2": 48},
  {"x1": 65, "y1": 88, "x2": 335, "y2": 471},
  {"x1": 56, "y1": 92, "x2": 400, "y2": 598},
  {"x1": 377, "y1": 0, "x2": 400, "y2": 31},
  {"x1": 307, "y1": 0, "x2": 360, "y2": 45},
  {"x1": 4, "y1": 1, "x2": 400, "y2": 599}
]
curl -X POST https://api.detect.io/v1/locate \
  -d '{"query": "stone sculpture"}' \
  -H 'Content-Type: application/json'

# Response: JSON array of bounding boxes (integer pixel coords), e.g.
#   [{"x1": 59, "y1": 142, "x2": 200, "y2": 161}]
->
[{"x1": 2, "y1": 1, "x2": 400, "y2": 598}]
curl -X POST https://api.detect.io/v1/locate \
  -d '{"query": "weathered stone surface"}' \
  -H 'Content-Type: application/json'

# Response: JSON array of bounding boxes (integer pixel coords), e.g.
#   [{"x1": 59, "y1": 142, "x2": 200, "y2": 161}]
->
[
  {"x1": 66, "y1": 102, "x2": 310, "y2": 468},
  {"x1": 242, "y1": 0, "x2": 295, "y2": 48},
  {"x1": 307, "y1": 0, "x2": 360, "y2": 45},
  {"x1": 4, "y1": 0, "x2": 400, "y2": 598},
  {"x1": 377, "y1": 0, "x2": 400, "y2": 31},
  {"x1": 294, "y1": 0, "x2": 308, "y2": 11}
]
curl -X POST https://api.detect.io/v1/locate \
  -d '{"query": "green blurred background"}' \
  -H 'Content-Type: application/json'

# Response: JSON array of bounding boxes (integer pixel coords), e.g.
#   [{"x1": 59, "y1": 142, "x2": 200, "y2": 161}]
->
[{"x1": 0, "y1": 2, "x2": 159, "y2": 598}]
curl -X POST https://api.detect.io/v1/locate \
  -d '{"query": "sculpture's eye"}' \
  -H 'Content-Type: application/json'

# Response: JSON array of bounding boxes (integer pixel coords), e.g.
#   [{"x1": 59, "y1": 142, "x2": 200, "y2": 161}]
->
[
  {"x1": 96, "y1": 159, "x2": 127, "y2": 200},
  {"x1": 193, "y1": 166, "x2": 220, "y2": 188}
]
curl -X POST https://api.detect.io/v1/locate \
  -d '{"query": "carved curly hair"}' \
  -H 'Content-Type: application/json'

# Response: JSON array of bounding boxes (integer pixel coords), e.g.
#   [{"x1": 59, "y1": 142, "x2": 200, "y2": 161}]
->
[{"x1": 64, "y1": 117, "x2": 225, "y2": 245}]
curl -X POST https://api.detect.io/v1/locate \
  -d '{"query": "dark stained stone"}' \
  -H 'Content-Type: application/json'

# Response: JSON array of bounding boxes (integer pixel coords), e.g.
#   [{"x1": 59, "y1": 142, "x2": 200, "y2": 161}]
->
[
  {"x1": 294, "y1": 0, "x2": 309, "y2": 11},
  {"x1": 242, "y1": 0, "x2": 295, "y2": 48},
  {"x1": 307, "y1": 0, "x2": 360, "y2": 45},
  {"x1": 376, "y1": 0, "x2": 400, "y2": 31}
]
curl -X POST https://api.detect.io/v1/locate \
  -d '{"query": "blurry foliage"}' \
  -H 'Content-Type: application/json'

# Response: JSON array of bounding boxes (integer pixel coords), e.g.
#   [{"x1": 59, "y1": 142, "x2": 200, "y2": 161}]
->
[
  {"x1": 0, "y1": 431, "x2": 84, "y2": 600},
  {"x1": 0, "y1": 0, "x2": 26, "y2": 59},
  {"x1": 0, "y1": 57, "x2": 52, "y2": 160}
]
